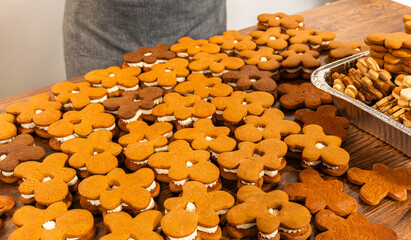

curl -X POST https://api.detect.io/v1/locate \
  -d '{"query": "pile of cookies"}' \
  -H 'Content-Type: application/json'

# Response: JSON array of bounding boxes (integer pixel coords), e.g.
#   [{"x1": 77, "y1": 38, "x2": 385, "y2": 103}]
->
[{"x1": 0, "y1": 12, "x2": 408, "y2": 240}]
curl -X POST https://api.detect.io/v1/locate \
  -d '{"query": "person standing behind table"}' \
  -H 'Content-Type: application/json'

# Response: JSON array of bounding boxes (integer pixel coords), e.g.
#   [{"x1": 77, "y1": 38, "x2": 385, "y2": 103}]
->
[{"x1": 63, "y1": 0, "x2": 227, "y2": 79}]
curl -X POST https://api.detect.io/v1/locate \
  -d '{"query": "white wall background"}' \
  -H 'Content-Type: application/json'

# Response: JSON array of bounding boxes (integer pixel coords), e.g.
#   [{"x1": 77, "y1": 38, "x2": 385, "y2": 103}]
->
[{"x1": 0, "y1": 0, "x2": 409, "y2": 98}]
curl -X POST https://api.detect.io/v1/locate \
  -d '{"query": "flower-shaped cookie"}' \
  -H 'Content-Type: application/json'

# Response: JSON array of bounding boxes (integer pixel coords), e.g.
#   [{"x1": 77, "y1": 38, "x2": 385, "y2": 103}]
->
[
  {"x1": 328, "y1": 41, "x2": 370, "y2": 61},
  {"x1": 218, "y1": 139, "x2": 287, "y2": 188},
  {"x1": 118, "y1": 121, "x2": 173, "y2": 171},
  {"x1": 257, "y1": 12, "x2": 305, "y2": 31},
  {"x1": 152, "y1": 92, "x2": 216, "y2": 128},
  {"x1": 164, "y1": 181, "x2": 235, "y2": 239},
  {"x1": 0, "y1": 195, "x2": 15, "y2": 228},
  {"x1": 84, "y1": 66, "x2": 141, "y2": 97},
  {"x1": 189, "y1": 52, "x2": 245, "y2": 76},
  {"x1": 347, "y1": 163, "x2": 411, "y2": 205},
  {"x1": 9, "y1": 202, "x2": 95, "y2": 240},
  {"x1": 0, "y1": 134, "x2": 45, "y2": 183},
  {"x1": 284, "y1": 125, "x2": 350, "y2": 176},
  {"x1": 6, "y1": 93, "x2": 61, "y2": 135},
  {"x1": 315, "y1": 209, "x2": 398, "y2": 240},
  {"x1": 47, "y1": 103, "x2": 116, "y2": 150},
  {"x1": 235, "y1": 108, "x2": 301, "y2": 142},
  {"x1": 295, "y1": 105, "x2": 349, "y2": 141},
  {"x1": 78, "y1": 168, "x2": 159, "y2": 215},
  {"x1": 103, "y1": 87, "x2": 163, "y2": 130},
  {"x1": 280, "y1": 43, "x2": 321, "y2": 79},
  {"x1": 226, "y1": 186, "x2": 311, "y2": 240},
  {"x1": 123, "y1": 43, "x2": 176, "y2": 69},
  {"x1": 170, "y1": 37, "x2": 220, "y2": 58},
  {"x1": 174, "y1": 73, "x2": 233, "y2": 101},
  {"x1": 60, "y1": 130, "x2": 122, "y2": 177},
  {"x1": 174, "y1": 119, "x2": 236, "y2": 159},
  {"x1": 102, "y1": 211, "x2": 163, "y2": 240},
  {"x1": 283, "y1": 168, "x2": 357, "y2": 216},
  {"x1": 139, "y1": 58, "x2": 190, "y2": 90},
  {"x1": 211, "y1": 91, "x2": 275, "y2": 124},
  {"x1": 52, "y1": 81, "x2": 107, "y2": 110},
  {"x1": 250, "y1": 27, "x2": 289, "y2": 53},
  {"x1": 148, "y1": 140, "x2": 220, "y2": 192},
  {"x1": 0, "y1": 114, "x2": 16, "y2": 144},
  {"x1": 14, "y1": 153, "x2": 78, "y2": 208},
  {"x1": 222, "y1": 65, "x2": 278, "y2": 92},
  {"x1": 239, "y1": 47, "x2": 283, "y2": 72},
  {"x1": 277, "y1": 82, "x2": 332, "y2": 110},
  {"x1": 286, "y1": 28, "x2": 336, "y2": 50},
  {"x1": 209, "y1": 30, "x2": 256, "y2": 54}
]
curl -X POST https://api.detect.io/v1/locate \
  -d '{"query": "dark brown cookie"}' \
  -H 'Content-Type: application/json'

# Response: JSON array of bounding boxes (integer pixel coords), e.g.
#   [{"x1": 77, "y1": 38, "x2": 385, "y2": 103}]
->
[
  {"x1": 278, "y1": 82, "x2": 333, "y2": 110},
  {"x1": 123, "y1": 43, "x2": 176, "y2": 69}
]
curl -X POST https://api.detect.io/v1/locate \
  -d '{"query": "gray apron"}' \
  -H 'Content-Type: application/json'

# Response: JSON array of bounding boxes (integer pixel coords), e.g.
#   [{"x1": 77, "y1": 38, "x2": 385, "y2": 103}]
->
[{"x1": 63, "y1": 0, "x2": 227, "y2": 78}]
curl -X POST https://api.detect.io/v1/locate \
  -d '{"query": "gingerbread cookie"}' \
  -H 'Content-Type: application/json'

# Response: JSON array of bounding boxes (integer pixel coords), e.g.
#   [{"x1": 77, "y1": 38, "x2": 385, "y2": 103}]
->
[
  {"x1": 138, "y1": 58, "x2": 190, "y2": 90},
  {"x1": 238, "y1": 47, "x2": 283, "y2": 74},
  {"x1": 60, "y1": 130, "x2": 122, "y2": 178},
  {"x1": 6, "y1": 93, "x2": 61, "y2": 137},
  {"x1": 280, "y1": 43, "x2": 321, "y2": 79},
  {"x1": 171, "y1": 37, "x2": 220, "y2": 58},
  {"x1": 315, "y1": 209, "x2": 397, "y2": 240},
  {"x1": 278, "y1": 82, "x2": 333, "y2": 110},
  {"x1": 9, "y1": 202, "x2": 96, "y2": 240},
  {"x1": 257, "y1": 12, "x2": 305, "y2": 31},
  {"x1": 102, "y1": 210, "x2": 163, "y2": 240},
  {"x1": 295, "y1": 105, "x2": 349, "y2": 141},
  {"x1": 174, "y1": 73, "x2": 233, "y2": 101},
  {"x1": 284, "y1": 125, "x2": 350, "y2": 176},
  {"x1": 118, "y1": 121, "x2": 173, "y2": 171},
  {"x1": 123, "y1": 43, "x2": 176, "y2": 70},
  {"x1": 163, "y1": 181, "x2": 235, "y2": 240},
  {"x1": 0, "y1": 114, "x2": 16, "y2": 144},
  {"x1": 226, "y1": 186, "x2": 311, "y2": 240},
  {"x1": 161, "y1": 208, "x2": 199, "y2": 240},
  {"x1": 347, "y1": 163, "x2": 411, "y2": 205},
  {"x1": 366, "y1": 32, "x2": 411, "y2": 49},
  {"x1": 283, "y1": 168, "x2": 357, "y2": 216},
  {"x1": 209, "y1": 30, "x2": 256, "y2": 55},
  {"x1": 0, "y1": 134, "x2": 45, "y2": 183},
  {"x1": 404, "y1": 15, "x2": 411, "y2": 34},
  {"x1": 14, "y1": 153, "x2": 78, "y2": 208},
  {"x1": 234, "y1": 108, "x2": 301, "y2": 142},
  {"x1": 286, "y1": 28, "x2": 336, "y2": 51},
  {"x1": 250, "y1": 27, "x2": 289, "y2": 53},
  {"x1": 222, "y1": 66, "x2": 278, "y2": 94},
  {"x1": 52, "y1": 81, "x2": 107, "y2": 110},
  {"x1": 217, "y1": 139, "x2": 287, "y2": 188},
  {"x1": 84, "y1": 66, "x2": 141, "y2": 97},
  {"x1": 148, "y1": 140, "x2": 220, "y2": 192},
  {"x1": 102, "y1": 87, "x2": 163, "y2": 130},
  {"x1": 211, "y1": 91, "x2": 275, "y2": 124},
  {"x1": 173, "y1": 119, "x2": 237, "y2": 160},
  {"x1": 47, "y1": 103, "x2": 116, "y2": 150},
  {"x1": 189, "y1": 52, "x2": 245, "y2": 76},
  {"x1": 0, "y1": 195, "x2": 15, "y2": 228},
  {"x1": 152, "y1": 92, "x2": 216, "y2": 129},
  {"x1": 328, "y1": 41, "x2": 370, "y2": 61},
  {"x1": 78, "y1": 168, "x2": 159, "y2": 215}
]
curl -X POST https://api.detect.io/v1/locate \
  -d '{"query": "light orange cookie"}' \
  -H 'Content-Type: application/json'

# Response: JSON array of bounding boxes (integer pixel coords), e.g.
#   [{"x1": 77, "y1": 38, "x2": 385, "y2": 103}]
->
[
  {"x1": 0, "y1": 114, "x2": 16, "y2": 144},
  {"x1": 280, "y1": 43, "x2": 321, "y2": 79},
  {"x1": 249, "y1": 27, "x2": 289, "y2": 53},
  {"x1": 148, "y1": 140, "x2": 220, "y2": 192},
  {"x1": 209, "y1": 30, "x2": 257, "y2": 55},
  {"x1": 284, "y1": 125, "x2": 350, "y2": 176},
  {"x1": 163, "y1": 181, "x2": 235, "y2": 240},
  {"x1": 328, "y1": 41, "x2": 370, "y2": 61},
  {"x1": 171, "y1": 37, "x2": 220, "y2": 58},
  {"x1": 84, "y1": 66, "x2": 141, "y2": 97},
  {"x1": 189, "y1": 52, "x2": 245, "y2": 76},
  {"x1": 6, "y1": 93, "x2": 61, "y2": 136},
  {"x1": 152, "y1": 92, "x2": 216, "y2": 129},
  {"x1": 78, "y1": 168, "x2": 159, "y2": 215},
  {"x1": 14, "y1": 153, "x2": 78, "y2": 208},
  {"x1": 257, "y1": 12, "x2": 305, "y2": 31},
  {"x1": 238, "y1": 47, "x2": 283, "y2": 73},
  {"x1": 0, "y1": 195, "x2": 15, "y2": 228},
  {"x1": 118, "y1": 121, "x2": 173, "y2": 171},
  {"x1": 161, "y1": 208, "x2": 199, "y2": 240},
  {"x1": 286, "y1": 28, "x2": 336, "y2": 51},
  {"x1": 60, "y1": 130, "x2": 122, "y2": 178},
  {"x1": 217, "y1": 139, "x2": 287, "y2": 188}
]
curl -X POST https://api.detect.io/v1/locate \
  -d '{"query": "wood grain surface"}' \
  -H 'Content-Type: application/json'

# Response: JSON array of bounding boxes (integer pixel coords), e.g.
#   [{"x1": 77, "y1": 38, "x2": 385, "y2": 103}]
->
[{"x1": 0, "y1": 0, "x2": 410, "y2": 239}]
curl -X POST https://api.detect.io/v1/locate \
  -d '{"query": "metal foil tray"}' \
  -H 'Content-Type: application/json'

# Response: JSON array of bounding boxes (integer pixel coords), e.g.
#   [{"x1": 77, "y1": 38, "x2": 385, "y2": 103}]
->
[{"x1": 311, "y1": 51, "x2": 411, "y2": 157}]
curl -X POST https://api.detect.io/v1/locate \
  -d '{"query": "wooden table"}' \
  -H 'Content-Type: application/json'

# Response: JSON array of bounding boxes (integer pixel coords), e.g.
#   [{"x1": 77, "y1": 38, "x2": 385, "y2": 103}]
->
[{"x1": 0, "y1": 0, "x2": 410, "y2": 239}]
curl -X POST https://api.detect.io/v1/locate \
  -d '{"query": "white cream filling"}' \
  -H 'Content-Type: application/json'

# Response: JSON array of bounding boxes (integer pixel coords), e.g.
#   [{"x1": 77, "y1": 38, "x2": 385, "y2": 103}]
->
[
  {"x1": 177, "y1": 52, "x2": 189, "y2": 57},
  {"x1": 63, "y1": 102, "x2": 73, "y2": 108},
  {"x1": 55, "y1": 133, "x2": 79, "y2": 143},
  {"x1": 131, "y1": 159, "x2": 148, "y2": 165},
  {"x1": 106, "y1": 110, "x2": 118, "y2": 115},
  {"x1": 157, "y1": 115, "x2": 176, "y2": 122},
  {"x1": 192, "y1": 115, "x2": 212, "y2": 121},
  {"x1": 289, "y1": 148, "x2": 302, "y2": 153},
  {"x1": 307, "y1": 43, "x2": 321, "y2": 49},
  {"x1": 0, "y1": 137, "x2": 14, "y2": 144},
  {"x1": 259, "y1": 229, "x2": 279, "y2": 239},
  {"x1": 42, "y1": 221, "x2": 56, "y2": 230},
  {"x1": 143, "y1": 59, "x2": 167, "y2": 68},
  {"x1": 93, "y1": 123, "x2": 116, "y2": 131},
  {"x1": 153, "y1": 97, "x2": 163, "y2": 105},
  {"x1": 163, "y1": 131, "x2": 173, "y2": 138},
  {"x1": 285, "y1": 66, "x2": 302, "y2": 73},
  {"x1": 227, "y1": 82, "x2": 237, "y2": 87},
  {"x1": 21, "y1": 122, "x2": 36, "y2": 129},
  {"x1": 168, "y1": 229, "x2": 197, "y2": 240},
  {"x1": 65, "y1": 237, "x2": 80, "y2": 240},
  {"x1": 154, "y1": 168, "x2": 169, "y2": 174},
  {"x1": 92, "y1": 83, "x2": 103, "y2": 88},
  {"x1": 279, "y1": 227, "x2": 303, "y2": 233},
  {"x1": 90, "y1": 95, "x2": 108, "y2": 104},
  {"x1": 302, "y1": 68, "x2": 314, "y2": 73},
  {"x1": 140, "y1": 198, "x2": 156, "y2": 212},
  {"x1": 322, "y1": 162, "x2": 342, "y2": 169},
  {"x1": 107, "y1": 204, "x2": 122, "y2": 213},
  {"x1": 197, "y1": 225, "x2": 218, "y2": 234},
  {"x1": 143, "y1": 81, "x2": 158, "y2": 87},
  {"x1": 173, "y1": 178, "x2": 189, "y2": 186},
  {"x1": 178, "y1": 118, "x2": 193, "y2": 126},
  {"x1": 106, "y1": 85, "x2": 119, "y2": 94},
  {"x1": 209, "y1": 150, "x2": 219, "y2": 158},
  {"x1": 211, "y1": 70, "x2": 229, "y2": 77},
  {"x1": 122, "y1": 109, "x2": 153, "y2": 123},
  {"x1": 192, "y1": 70, "x2": 211, "y2": 74},
  {"x1": 263, "y1": 169, "x2": 278, "y2": 177},
  {"x1": 216, "y1": 209, "x2": 229, "y2": 215},
  {"x1": 176, "y1": 77, "x2": 186, "y2": 83},
  {"x1": 154, "y1": 145, "x2": 168, "y2": 152},
  {"x1": 145, "y1": 181, "x2": 157, "y2": 192},
  {"x1": 204, "y1": 180, "x2": 218, "y2": 188},
  {"x1": 315, "y1": 143, "x2": 326, "y2": 149},
  {"x1": 241, "y1": 180, "x2": 256, "y2": 186},
  {"x1": 118, "y1": 84, "x2": 139, "y2": 91},
  {"x1": 185, "y1": 202, "x2": 196, "y2": 212},
  {"x1": 236, "y1": 222, "x2": 256, "y2": 229},
  {"x1": 223, "y1": 168, "x2": 237, "y2": 174},
  {"x1": 87, "y1": 199, "x2": 101, "y2": 206},
  {"x1": 21, "y1": 193, "x2": 34, "y2": 199},
  {"x1": 162, "y1": 86, "x2": 174, "y2": 90},
  {"x1": 37, "y1": 125, "x2": 48, "y2": 130},
  {"x1": 1, "y1": 171, "x2": 14, "y2": 177},
  {"x1": 321, "y1": 41, "x2": 332, "y2": 46},
  {"x1": 66, "y1": 175, "x2": 78, "y2": 186},
  {"x1": 303, "y1": 160, "x2": 322, "y2": 166},
  {"x1": 215, "y1": 110, "x2": 224, "y2": 115},
  {"x1": 0, "y1": 154, "x2": 7, "y2": 161},
  {"x1": 42, "y1": 176, "x2": 52, "y2": 183},
  {"x1": 78, "y1": 167, "x2": 88, "y2": 171},
  {"x1": 127, "y1": 62, "x2": 144, "y2": 68}
]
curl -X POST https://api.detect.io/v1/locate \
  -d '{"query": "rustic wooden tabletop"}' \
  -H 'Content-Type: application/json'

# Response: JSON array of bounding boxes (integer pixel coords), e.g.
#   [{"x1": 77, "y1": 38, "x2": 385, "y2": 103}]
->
[{"x1": 0, "y1": 0, "x2": 410, "y2": 239}]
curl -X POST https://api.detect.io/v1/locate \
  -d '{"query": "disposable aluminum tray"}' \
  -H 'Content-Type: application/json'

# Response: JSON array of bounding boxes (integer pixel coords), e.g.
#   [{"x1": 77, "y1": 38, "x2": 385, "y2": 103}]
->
[{"x1": 311, "y1": 51, "x2": 411, "y2": 157}]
